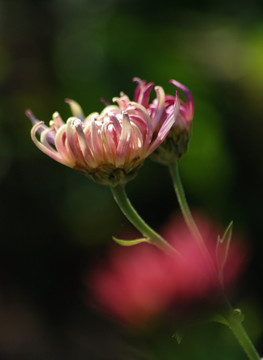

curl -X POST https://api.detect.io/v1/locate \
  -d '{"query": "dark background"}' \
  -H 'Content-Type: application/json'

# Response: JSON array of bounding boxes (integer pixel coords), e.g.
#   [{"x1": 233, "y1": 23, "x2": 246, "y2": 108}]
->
[{"x1": 0, "y1": 0, "x2": 263, "y2": 358}]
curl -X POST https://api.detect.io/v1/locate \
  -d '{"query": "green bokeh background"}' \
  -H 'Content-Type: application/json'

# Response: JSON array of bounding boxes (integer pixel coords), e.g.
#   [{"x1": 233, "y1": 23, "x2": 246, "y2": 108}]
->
[{"x1": 0, "y1": 0, "x2": 262, "y2": 358}]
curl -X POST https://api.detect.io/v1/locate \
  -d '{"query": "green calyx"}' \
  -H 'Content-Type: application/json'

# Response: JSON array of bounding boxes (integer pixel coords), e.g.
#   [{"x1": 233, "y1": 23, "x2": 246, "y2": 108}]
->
[
  {"x1": 151, "y1": 128, "x2": 191, "y2": 165},
  {"x1": 74, "y1": 163, "x2": 142, "y2": 186}
]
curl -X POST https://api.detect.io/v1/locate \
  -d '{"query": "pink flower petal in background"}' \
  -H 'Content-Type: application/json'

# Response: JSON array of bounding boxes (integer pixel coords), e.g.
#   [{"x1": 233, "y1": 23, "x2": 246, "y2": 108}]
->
[{"x1": 88, "y1": 215, "x2": 246, "y2": 326}]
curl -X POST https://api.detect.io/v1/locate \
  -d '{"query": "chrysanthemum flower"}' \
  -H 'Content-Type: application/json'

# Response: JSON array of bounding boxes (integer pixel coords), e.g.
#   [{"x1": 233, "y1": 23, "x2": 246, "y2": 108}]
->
[
  {"x1": 27, "y1": 81, "x2": 179, "y2": 185},
  {"x1": 133, "y1": 78, "x2": 194, "y2": 165}
]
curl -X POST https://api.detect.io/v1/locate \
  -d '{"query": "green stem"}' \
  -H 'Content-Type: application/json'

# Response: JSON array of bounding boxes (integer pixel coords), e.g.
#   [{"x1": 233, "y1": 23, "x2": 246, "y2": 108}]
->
[
  {"x1": 169, "y1": 162, "x2": 261, "y2": 360},
  {"x1": 228, "y1": 313, "x2": 261, "y2": 360},
  {"x1": 111, "y1": 184, "x2": 180, "y2": 255},
  {"x1": 168, "y1": 162, "x2": 211, "y2": 262},
  {"x1": 221, "y1": 300, "x2": 261, "y2": 360}
]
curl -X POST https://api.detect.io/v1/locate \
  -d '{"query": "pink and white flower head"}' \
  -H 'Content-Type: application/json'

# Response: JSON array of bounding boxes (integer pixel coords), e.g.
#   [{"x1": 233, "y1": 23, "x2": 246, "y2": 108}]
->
[
  {"x1": 133, "y1": 78, "x2": 194, "y2": 165},
  {"x1": 27, "y1": 81, "x2": 180, "y2": 186}
]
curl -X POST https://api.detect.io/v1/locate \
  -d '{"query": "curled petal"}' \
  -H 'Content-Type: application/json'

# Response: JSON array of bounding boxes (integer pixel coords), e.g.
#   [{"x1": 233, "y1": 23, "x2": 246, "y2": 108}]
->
[
  {"x1": 74, "y1": 119, "x2": 98, "y2": 168},
  {"x1": 133, "y1": 77, "x2": 145, "y2": 103},
  {"x1": 151, "y1": 86, "x2": 165, "y2": 130},
  {"x1": 109, "y1": 113, "x2": 122, "y2": 141},
  {"x1": 147, "y1": 91, "x2": 180, "y2": 154},
  {"x1": 102, "y1": 122, "x2": 117, "y2": 164},
  {"x1": 31, "y1": 122, "x2": 65, "y2": 164},
  {"x1": 54, "y1": 124, "x2": 76, "y2": 165},
  {"x1": 116, "y1": 112, "x2": 132, "y2": 167},
  {"x1": 133, "y1": 77, "x2": 144, "y2": 95},
  {"x1": 133, "y1": 77, "x2": 154, "y2": 107},
  {"x1": 169, "y1": 80, "x2": 194, "y2": 122},
  {"x1": 138, "y1": 83, "x2": 154, "y2": 108},
  {"x1": 128, "y1": 122, "x2": 144, "y2": 161},
  {"x1": 49, "y1": 112, "x2": 65, "y2": 141},
  {"x1": 90, "y1": 118, "x2": 104, "y2": 163},
  {"x1": 99, "y1": 105, "x2": 119, "y2": 118},
  {"x1": 128, "y1": 114, "x2": 148, "y2": 143},
  {"x1": 100, "y1": 105, "x2": 119, "y2": 116},
  {"x1": 128, "y1": 102, "x2": 153, "y2": 149},
  {"x1": 26, "y1": 109, "x2": 55, "y2": 143},
  {"x1": 112, "y1": 95, "x2": 130, "y2": 110},
  {"x1": 40, "y1": 128, "x2": 56, "y2": 151},
  {"x1": 159, "y1": 91, "x2": 180, "y2": 140},
  {"x1": 26, "y1": 109, "x2": 42, "y2": 127},
  {"x1": 66, "y1": 117, "x2": 92, "y2": 167},
  {"x1": 54, "y1": 124, "x2": 66, "y2": 153},
  {"x1": 50, "y1": 112, "x2": 64, "y2": 129}
]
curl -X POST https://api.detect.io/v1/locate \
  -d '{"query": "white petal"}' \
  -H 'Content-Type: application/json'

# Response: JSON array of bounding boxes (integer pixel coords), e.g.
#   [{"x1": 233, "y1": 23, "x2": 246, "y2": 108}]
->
[{"x1": 116, "y1": 112, "x2": 132, "y2": 167}]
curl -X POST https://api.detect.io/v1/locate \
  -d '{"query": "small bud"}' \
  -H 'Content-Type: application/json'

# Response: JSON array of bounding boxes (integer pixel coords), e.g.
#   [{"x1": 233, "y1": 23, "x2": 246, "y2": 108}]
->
[
  {"x1": 230, "y1": 308, "x2": 244, "y2": 323},
  {"x1": 150, "y1": 80, "x2": 194, "y2": 165}
]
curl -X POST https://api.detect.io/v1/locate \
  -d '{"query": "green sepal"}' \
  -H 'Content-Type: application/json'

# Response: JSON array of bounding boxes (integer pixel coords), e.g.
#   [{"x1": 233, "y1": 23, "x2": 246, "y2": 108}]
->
[
  {"x1": 216, "y1": 220, "x2": 233, "y2": 280},
  {"x1": 151, "y1": 129, "x2": 190, "y2": 165},
  {"x1": 112, "y1": 236, "x2": 150, "y2": 246}
]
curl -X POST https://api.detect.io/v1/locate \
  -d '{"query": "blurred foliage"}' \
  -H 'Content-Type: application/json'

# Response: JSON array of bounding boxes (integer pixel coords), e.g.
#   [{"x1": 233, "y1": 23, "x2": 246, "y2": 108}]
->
[{"x1": 0, "y1": 0, "x2": 262, "y2": 358}]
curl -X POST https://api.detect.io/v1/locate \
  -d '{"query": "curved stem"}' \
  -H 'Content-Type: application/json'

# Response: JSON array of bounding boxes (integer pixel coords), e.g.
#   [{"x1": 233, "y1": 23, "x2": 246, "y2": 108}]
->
[
  {"x1": 111, "y1": 184, "x2": 180, "y2": 256},
  {"x1": 169, "y1": 162, "x2": 211, "y2": 262},
  {"x1": 169, "y1": 162, "x2": 261, "y2": 360}
]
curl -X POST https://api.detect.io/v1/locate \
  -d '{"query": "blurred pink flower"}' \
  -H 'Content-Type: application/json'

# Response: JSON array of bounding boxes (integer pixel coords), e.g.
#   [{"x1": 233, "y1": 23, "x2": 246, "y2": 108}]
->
[
  {"x1": 161, "y1": 216, "x2": 245, "y2": 295},
  {"x1": 88, "y1": 215, "x2": 245, "y2": 326},
  {"x1": 89, "y1": 244, "x2": 177, "y2": 325},
  {"x1": 27, "y1": 80, "x2": 179, "y2": 185}
]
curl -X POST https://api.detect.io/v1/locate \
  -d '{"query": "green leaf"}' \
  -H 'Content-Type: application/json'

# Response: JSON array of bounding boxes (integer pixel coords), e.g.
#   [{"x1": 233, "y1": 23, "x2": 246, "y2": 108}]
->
[
  {"x1": 172, "y1": 331, "x2": 183, "y2": 344},
  {"x1": 210, "y1": 313, "x2": 229, "y2": 326},
  {"x1": 112, "y1": 236, "x2": 150, "y2": 246}
]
